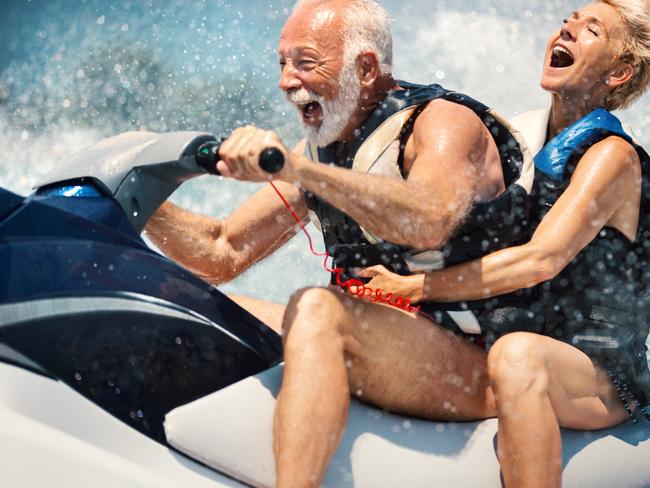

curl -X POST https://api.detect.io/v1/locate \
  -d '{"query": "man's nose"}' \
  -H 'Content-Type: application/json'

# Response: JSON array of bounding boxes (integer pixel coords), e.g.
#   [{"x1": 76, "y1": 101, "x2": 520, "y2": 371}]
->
[{"x1": 279, "y1": 66, "x2": 302, "y2": 92}]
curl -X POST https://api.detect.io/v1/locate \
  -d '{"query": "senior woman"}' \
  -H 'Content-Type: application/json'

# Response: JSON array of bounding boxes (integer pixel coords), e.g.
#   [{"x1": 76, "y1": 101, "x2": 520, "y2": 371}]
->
[{"x1": 362, "y1": 1, "x2": 650, "y2": 487}]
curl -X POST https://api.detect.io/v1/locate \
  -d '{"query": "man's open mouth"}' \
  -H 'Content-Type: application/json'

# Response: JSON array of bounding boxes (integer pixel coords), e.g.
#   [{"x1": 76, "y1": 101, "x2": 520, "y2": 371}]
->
[
  {"x1": 297, "y1": 100, "x2": 323, "y2": 125},
  {"x1": 301, "y1": 101, "x2": 321, "y2": 118},
  {"x1": 550, "y1": 45, "x2": 574, "y2": 68}
]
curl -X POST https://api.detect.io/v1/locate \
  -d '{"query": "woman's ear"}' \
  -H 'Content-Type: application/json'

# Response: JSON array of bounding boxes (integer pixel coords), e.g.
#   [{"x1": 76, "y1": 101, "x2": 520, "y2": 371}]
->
[{"x1": 607, "y1": 62, "x2": 634, "y2": 88}]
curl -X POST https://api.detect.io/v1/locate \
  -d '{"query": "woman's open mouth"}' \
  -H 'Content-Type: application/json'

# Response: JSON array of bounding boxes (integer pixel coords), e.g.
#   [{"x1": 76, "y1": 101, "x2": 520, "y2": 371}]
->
[{"x1": 550, "y1": 45, "x2": 575, "y2": 68}]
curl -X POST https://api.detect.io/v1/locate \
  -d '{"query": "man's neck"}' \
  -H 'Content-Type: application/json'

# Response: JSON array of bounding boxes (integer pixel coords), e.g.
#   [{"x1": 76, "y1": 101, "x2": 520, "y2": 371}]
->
[{"x1": 338, "y1": 75, "x2": 395, "y2": 146}]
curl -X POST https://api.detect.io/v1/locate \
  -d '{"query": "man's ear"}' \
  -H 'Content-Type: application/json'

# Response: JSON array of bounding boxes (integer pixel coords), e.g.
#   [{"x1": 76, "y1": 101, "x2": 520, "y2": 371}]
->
[
  {"x1": 607, "y1": 62, "x2": 634, "y2": 89},
  {"x1": 357, "y1": 51, "x2": 380, "y2": 87}
]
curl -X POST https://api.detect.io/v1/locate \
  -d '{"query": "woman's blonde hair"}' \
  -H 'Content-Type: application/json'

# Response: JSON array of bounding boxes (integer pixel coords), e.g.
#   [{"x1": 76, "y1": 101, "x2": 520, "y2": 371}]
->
[{"x1": 600, "y1": 0, "x2": 650, "y2": 109}]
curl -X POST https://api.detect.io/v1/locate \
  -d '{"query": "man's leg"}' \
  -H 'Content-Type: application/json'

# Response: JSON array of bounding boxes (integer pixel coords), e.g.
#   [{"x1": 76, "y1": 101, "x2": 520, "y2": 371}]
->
[
  {"x1": 274, "y1": 287, "x2": 497, "y2": 488},
  {"x1": 228, "y1": 294, "x2": 285, "y2": 334},
  {"x1": 487, "y1": 332, "x2": 629, "y2": 488}
]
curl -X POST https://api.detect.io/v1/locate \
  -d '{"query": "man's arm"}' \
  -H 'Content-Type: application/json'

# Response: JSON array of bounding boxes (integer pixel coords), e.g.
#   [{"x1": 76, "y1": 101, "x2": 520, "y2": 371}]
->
[
  {"x1": 291, "y1": 100, "x2": 493, "y2": 248},
  {"x1": 145, "y1": 179, "x2": 307, "y2": 285},
  {"x1": 219, "y1": 101, "x2": 494, "y2": 250}
]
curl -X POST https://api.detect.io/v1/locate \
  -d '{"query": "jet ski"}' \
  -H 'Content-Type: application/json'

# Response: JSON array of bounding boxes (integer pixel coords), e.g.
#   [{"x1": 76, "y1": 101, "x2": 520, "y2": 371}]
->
[{"x1": 1, "y1": 131, "x2": 649, "y2": 487}]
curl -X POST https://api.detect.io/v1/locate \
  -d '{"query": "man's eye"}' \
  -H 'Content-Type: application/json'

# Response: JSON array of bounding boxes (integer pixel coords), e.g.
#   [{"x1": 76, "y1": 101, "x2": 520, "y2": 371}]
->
[{"x1": 588, "y1": 27, "x2": 599, "y2": 37}]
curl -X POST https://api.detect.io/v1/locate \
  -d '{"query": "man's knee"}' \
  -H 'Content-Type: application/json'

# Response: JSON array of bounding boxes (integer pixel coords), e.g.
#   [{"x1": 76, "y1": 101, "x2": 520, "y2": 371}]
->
[
  {"x1": 487, "y1": 332, "x2": 550, "y2": 405},
  {"x1": 281, "y1": 287, "x2": 345, "y2": 343}
]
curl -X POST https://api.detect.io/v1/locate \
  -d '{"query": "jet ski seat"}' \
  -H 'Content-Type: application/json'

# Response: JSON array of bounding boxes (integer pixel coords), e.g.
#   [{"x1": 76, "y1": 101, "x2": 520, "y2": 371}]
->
[{"x1": 165, "y1": 365, "x2": 650, "y2": 488}]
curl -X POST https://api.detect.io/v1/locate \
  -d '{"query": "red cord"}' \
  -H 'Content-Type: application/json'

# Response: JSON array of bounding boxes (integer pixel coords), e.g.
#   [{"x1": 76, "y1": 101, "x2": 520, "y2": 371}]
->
[{"x1": 269, "y1": 182, "x2": 420, "y2": 313}]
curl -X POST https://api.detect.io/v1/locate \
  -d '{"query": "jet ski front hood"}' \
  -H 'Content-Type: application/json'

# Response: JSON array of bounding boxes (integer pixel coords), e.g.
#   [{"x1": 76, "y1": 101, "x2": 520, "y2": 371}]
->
[{"x1": 35, "y1": 130, "x2": 216, "y2": 232}]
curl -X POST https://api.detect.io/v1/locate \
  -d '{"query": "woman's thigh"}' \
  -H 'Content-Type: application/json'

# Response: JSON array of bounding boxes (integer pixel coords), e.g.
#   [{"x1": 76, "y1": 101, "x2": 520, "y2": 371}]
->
[{"x1": 517, "y1": 333, "x2": 628, "y2": 429}]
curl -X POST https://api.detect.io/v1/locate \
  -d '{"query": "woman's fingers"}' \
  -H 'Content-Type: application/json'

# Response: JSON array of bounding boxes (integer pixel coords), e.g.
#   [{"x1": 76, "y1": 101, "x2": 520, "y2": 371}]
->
[{"x1": 356, "y1": 265, "x2": 387, "y2": 278}]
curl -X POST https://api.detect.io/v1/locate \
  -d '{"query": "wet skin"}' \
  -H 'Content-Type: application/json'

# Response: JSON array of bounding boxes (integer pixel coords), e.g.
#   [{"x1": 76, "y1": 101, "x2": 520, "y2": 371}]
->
[
  {"x1": 364, "y1": 4, "x2": 640, "y2": 488},
  {"x1": 147, "y1": 3, "x2": 640, "y2": 488}
]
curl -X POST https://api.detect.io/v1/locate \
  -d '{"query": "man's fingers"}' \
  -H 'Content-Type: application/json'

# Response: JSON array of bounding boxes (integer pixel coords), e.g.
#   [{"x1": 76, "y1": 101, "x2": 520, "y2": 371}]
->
[
  {"x1": 216, "y1": 125, "x2": 286, "y2": 182},
  {"x1": 230, "y1": 129, "x2": 257, "y2": 162},
  {"x1": 219, "y1": 125, "x2": 256, "y2": 159},
  {"x1": 216, "y1": 160, "x2": 232, "y2": 177}
]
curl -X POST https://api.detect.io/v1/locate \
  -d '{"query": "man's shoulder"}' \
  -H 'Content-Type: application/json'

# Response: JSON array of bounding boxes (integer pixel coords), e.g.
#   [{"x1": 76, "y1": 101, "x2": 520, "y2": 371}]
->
[
  {"x1": 413, "y1": 98, "x2": 485, "y2": 139},
  {"x1": 421, "y1": 96, "x2": 478, "y2": 116}
]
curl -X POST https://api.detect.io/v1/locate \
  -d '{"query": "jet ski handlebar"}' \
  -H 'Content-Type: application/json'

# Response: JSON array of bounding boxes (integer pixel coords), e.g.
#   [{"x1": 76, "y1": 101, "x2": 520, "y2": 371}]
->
[
  {"x1": 195, "y1": 141, "x2": 285, "y2": 175},
  {"x1": 34, "y1": 131, "x2": 285, "y2": 234}
]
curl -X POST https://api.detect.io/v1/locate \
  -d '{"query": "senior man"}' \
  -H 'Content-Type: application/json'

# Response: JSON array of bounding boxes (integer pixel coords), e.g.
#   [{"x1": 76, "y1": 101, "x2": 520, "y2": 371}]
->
[{"x1": 147, "y1": 0, "x2": 533, "y2": 485}]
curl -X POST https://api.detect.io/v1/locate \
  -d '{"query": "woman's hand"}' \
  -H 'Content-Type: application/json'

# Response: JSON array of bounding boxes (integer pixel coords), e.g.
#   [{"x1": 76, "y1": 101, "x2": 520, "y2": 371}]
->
[{"x1": 357, "y1": 265, "x2": 426, "y2": 303}]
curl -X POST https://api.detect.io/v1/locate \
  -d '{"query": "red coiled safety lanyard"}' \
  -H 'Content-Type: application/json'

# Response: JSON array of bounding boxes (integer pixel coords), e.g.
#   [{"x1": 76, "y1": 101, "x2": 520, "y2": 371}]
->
[{"x1": 268, "y1": 181, "x2": 420, "y2": 313}]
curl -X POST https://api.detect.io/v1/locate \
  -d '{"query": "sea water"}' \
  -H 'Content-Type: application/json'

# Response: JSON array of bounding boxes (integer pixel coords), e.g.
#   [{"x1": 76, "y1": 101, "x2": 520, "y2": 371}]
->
[{"x1": 1, "y1": 0, "x2": 649, "y2": 364}]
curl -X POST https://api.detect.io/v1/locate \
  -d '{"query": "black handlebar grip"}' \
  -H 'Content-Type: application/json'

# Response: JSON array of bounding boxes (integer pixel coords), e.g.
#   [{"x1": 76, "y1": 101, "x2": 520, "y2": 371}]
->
[
  {"x1": 196, "y1": 140, "x2": 285, "y2": 175},
  {"x1": 259, "y1": 148, "x2": 285, "y2": 174}
]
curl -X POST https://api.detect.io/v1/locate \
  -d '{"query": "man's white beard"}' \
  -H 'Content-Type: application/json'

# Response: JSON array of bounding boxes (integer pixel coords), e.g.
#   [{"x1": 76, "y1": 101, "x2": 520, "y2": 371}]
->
[{"x1": 288, "y1": 59, "x2": 361, "y2": 147}]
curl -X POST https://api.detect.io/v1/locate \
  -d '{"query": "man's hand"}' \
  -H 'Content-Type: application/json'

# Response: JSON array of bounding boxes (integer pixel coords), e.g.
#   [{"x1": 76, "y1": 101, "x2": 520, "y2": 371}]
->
[{"x1": 217, "y1": 125, "x2": 294, "y2": 182}]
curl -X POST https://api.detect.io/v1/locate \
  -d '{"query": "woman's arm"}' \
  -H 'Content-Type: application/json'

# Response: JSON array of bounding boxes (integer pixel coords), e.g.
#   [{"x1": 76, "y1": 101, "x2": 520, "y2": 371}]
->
[{"x1": 362, "y1": 136, "x2": 641, "y2": 303}]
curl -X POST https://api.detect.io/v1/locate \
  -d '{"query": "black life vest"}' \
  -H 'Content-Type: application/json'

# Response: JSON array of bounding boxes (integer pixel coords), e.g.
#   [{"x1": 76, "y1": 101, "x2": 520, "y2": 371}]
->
[
  {"x1": 303, "y1": 81, "x2": 533, "y2": 286},
  {"x1": 531, "y1": 108, "x2": 650, "y2": 357}
]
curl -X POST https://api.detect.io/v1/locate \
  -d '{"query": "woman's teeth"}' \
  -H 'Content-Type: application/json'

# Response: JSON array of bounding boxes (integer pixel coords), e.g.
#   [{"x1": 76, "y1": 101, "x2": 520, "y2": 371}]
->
[{"x1": 550, "y1": 45, "x2": 574, "y2": 68}]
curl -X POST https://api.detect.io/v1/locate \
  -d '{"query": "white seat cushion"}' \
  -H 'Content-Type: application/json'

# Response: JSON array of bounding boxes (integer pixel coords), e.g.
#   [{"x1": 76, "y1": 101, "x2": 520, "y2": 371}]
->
[{"x1": 165, "y1": 364, "x2": 650, "y2": 488}]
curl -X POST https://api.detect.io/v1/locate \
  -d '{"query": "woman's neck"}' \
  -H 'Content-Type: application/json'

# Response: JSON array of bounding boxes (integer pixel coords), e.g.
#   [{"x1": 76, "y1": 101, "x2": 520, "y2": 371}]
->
[{"x1": 548, "y1": 92, "x2": 604, "y2": 140}]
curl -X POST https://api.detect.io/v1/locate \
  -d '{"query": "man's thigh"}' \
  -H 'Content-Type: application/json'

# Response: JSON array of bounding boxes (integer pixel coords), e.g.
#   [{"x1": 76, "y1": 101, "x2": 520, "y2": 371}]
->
[
  {"x1": 332, "y1": 292, "x2": 496, "y2": 421},
  {"x1": 228, "y1": 294, "x2": 285, "y2": 334}
]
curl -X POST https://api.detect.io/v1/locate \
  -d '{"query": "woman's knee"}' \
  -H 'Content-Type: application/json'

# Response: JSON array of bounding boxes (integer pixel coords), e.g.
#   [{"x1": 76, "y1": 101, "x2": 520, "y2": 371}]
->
[{"x1": 487, "y1": 332, "x2": 550, "y2": 403}]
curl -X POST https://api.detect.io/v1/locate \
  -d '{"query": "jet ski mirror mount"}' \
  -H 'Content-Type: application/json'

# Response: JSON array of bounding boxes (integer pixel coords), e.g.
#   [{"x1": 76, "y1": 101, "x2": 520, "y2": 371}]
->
[{"x1": 34, "y1": 131, "x2": 285, "y2": 234}]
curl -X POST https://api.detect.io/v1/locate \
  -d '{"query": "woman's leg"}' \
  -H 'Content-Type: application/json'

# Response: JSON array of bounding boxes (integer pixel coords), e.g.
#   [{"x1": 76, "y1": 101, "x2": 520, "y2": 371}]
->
[{"x1": 487, "y1": 332, "x2": 629, "y2": 488}]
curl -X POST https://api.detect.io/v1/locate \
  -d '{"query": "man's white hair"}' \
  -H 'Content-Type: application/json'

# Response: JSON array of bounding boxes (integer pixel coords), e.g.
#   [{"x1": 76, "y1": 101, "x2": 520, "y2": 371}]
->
[{"x1": 293, "y1": 0, "x2": 393, "y2": 74}]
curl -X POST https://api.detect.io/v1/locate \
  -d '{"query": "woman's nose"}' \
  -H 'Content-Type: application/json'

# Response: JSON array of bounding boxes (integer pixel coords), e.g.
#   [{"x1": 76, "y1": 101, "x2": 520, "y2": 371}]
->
[{"x1": 560, "y1": 21, "x2": 576, "y2": 42}]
